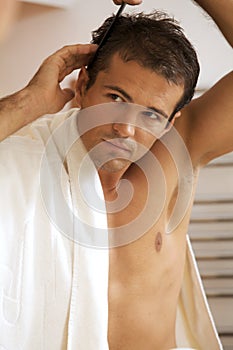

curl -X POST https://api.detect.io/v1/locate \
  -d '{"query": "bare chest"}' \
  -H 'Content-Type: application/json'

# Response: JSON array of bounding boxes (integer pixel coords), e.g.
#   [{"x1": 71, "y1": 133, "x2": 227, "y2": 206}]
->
[
  {"x1": 104, "y1": 150, "x2": 196, "y2": 349},
  {"x1": 107, "y1": 186, "x2": 190, "y2": 349},
  {"x1": 107, "y1": 222, "x2": 187, "y2": 350}
]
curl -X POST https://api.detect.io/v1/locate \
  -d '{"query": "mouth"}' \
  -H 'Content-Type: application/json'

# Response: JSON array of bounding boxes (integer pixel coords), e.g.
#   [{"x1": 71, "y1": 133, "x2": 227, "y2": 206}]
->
[{"x1": 103, "y1": 139, "x2": 133, "y2": 154}]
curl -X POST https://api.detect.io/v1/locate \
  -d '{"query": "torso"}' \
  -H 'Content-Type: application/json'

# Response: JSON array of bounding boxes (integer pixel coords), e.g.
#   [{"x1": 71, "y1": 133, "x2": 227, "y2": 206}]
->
[{"x1": 106, "y1": 134, "x2": 199, "y2": 350}]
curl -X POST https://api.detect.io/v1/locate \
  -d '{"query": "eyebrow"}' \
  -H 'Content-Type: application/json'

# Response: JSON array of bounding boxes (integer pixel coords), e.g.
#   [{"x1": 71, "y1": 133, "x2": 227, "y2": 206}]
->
[
  {"x1": 104, "y1": 85, "x2": 133, "y2": 102},
  {"x1": 104, "y1": 84, "x2": 169, "y2": 119}
]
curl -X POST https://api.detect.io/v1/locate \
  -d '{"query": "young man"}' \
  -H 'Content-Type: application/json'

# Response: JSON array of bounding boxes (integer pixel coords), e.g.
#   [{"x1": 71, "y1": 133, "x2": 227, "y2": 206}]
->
[
  {"x1": 0, "y1": 1, "x2": 232, "y2": 350},
  {"x1": 73, "y1": 3, "x2": 232, "y2": 349}
]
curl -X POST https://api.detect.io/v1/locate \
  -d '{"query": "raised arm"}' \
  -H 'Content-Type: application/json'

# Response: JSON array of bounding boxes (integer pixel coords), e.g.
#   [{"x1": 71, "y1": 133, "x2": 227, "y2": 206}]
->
[
  {"x1": 0, "y1": 44, "x2": 96, "y2": 142},
  {"x1": 179, "y1": 0, "x2": 233, "y2": 166},
  {"x1": 194, "y1": 0, "x2": 233, "y2": 47}
]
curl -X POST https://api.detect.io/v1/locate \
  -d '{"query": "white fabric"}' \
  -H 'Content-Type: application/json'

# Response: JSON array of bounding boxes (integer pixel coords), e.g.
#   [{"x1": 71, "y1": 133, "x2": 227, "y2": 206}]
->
[
  {"x1": 176, "y1": 237, "x2": 223, "y2": 349},
  {"x1": 0, "y1": 109, "x2": 222, "y2": 349},
  {"x1": 0, "y1": 110, "x2": 109, "y2": 350}
]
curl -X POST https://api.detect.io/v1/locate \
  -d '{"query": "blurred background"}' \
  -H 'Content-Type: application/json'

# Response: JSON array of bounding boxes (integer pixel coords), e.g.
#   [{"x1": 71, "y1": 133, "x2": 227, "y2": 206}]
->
[{"x1": 0, "y1": 0, "x2": 233, "y2": 349}]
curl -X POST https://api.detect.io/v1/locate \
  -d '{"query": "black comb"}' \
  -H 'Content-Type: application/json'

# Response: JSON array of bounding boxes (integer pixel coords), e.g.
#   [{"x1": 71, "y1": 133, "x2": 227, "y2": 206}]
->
[{"x1": 88, "y1": 2, "x2": 126, "y2": 69}]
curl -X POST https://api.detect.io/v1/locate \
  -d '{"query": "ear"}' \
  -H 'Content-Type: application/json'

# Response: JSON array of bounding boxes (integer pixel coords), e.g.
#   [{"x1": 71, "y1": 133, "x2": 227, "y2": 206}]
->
[
  {"x1": 170, "y1": 111, "x2": 181, "y2": 125},
  {"x1": 75, "y1": 67, "x2": 89, "y2": 108}
]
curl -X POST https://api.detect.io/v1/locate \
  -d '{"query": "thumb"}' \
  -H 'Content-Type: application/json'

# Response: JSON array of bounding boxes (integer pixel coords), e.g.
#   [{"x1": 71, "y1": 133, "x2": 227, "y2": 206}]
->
[
  {"x1": 62, "y1": 88, "x2": 75, "y2": 103},
  {"x1": 52, "y1": 88, "x2": 75, "y2": 113},
  {"x1": 48, "y1": 88, "x2": 75, "y2": 114}
]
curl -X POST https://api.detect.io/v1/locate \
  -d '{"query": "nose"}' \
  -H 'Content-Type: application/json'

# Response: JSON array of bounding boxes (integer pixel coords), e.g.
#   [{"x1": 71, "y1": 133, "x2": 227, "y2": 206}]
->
[
  {"x1": 112, "y1": 106, "x2": 137, "y2": 138},
  {"x1": 112, "y1": 122, "x2": 136, "y2": 138}
]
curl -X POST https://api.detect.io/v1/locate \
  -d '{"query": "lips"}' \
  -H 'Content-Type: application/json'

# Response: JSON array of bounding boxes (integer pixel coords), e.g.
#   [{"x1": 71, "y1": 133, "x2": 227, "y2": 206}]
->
[{"x1": 103, "y1": 139, "x2": 133, "y2": 153}]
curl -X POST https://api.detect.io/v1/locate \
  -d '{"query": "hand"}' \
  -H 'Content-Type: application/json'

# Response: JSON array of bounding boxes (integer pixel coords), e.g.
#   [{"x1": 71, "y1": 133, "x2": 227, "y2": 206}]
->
[
  {"x1": 26, "y1": 43, "x2": 97, "y2": 115},
  {"x1": 0, "y1": 43, "x2": 97, "y2": 141},
  {"x1": 112, "y1": 0, "x2": 142, "y2": 5}
]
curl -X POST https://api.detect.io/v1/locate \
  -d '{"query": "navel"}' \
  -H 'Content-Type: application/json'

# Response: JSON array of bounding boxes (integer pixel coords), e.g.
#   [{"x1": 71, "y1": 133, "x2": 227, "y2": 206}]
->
[{"x1": 155, "y1": 232, "x2": 162, "y2": 252}]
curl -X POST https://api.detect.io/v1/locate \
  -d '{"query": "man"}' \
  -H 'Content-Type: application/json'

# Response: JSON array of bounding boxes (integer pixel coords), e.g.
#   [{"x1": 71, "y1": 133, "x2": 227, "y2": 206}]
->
[
  {"x1": 73, "y1": 2, "x2": 232, "y2": 349},
  {"x1": 0, "y1": 1, "x2": 232, "y2": 350}
]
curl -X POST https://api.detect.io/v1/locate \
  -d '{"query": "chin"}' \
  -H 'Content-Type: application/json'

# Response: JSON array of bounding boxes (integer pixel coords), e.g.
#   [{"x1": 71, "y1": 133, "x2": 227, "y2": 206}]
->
[{"x1": 96, "y1": 158, "x2": 131, "y2": 173}]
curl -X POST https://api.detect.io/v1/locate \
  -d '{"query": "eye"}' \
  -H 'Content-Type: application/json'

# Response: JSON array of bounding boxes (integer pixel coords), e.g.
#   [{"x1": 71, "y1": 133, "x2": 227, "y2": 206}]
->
[
  {"x1": 109, "y1": 94, "x2": 124, "y2": 103},
  {"x1": 141, "y1": 110, "x2": 162, "y2": 122}
]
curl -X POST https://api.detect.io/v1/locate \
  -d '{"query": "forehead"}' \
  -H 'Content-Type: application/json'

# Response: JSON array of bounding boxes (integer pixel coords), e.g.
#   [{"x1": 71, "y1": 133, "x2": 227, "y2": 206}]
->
[{"x1": 95, "y1": 53, "x2": 184, "y2": 115}]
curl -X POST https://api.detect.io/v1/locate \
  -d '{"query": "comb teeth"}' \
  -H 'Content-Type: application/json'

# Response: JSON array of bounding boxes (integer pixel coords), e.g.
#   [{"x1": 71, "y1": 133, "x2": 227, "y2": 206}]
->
[{"x1": 87, "y1": 2, "x2": 126, "y2": 70}]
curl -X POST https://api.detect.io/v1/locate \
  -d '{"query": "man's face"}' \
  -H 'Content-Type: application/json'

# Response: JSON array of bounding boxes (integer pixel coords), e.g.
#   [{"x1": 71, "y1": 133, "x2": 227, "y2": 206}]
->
[{"x1": 76, "y1": 54, "x2": 183, "y2": 173}]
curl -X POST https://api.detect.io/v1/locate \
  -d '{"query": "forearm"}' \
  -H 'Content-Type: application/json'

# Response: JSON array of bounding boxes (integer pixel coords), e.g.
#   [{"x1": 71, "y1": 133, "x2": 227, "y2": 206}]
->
[
  {"x1": 0, "y1": 87, "x2": 44, "y2": 142},
  {"x1": 194, "y1": 0, "x2": 233, "y2": 47}
]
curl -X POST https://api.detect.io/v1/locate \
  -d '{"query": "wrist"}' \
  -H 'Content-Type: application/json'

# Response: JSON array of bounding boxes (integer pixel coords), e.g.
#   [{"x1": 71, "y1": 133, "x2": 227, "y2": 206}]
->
[
  {"x1": 0, "y1": 88, "x2": 40, "y2": 141},
  {"x1": 17, "y1": 86, "x2": 48, "y2": 124}
]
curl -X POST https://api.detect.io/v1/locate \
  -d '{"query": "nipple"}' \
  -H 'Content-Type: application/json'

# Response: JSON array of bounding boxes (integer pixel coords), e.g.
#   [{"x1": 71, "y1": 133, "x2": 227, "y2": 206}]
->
[{"x1": 155, "y1": 232, "x2": 162, "y2": 252}]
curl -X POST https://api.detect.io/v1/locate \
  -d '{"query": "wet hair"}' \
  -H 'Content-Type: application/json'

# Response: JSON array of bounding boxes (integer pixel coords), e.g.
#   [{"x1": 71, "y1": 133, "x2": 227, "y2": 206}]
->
[{"x1": 87, "y1": 11, "x2": 200, "y2": 118}]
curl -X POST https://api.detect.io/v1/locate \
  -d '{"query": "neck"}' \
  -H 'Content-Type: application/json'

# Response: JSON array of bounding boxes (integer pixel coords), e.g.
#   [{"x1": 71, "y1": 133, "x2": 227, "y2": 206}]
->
[{"x1": 98, "y1": 167, "x2": 128, "y2": 201}]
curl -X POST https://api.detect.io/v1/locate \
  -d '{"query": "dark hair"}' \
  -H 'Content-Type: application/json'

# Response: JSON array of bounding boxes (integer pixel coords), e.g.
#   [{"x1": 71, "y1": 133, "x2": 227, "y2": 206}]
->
[{"x1": 87, "y1": 11, "x2": 200, "y2": 117}]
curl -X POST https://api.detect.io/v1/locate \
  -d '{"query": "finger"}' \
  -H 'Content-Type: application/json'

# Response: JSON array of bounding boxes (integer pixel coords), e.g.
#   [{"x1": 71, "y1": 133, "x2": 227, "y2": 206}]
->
[
  {"x1": 56, "y1": 44, "x2": 97, "y2": 72},
  {"x1": 48, "y1": 88, "x2": 75, "y2": 114},
  {"x1": 45, "y1": 44, "x2": 97, "y2": 82},
  {"x1": 60, "y1": 88, "x2": 75, "y2": 107},
  {"x1": 62, "y1": 88, "x2": 75, "y2": 101},
  {"x1": 113, "y1": 0, "x2": 142, "y2": 5}
]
